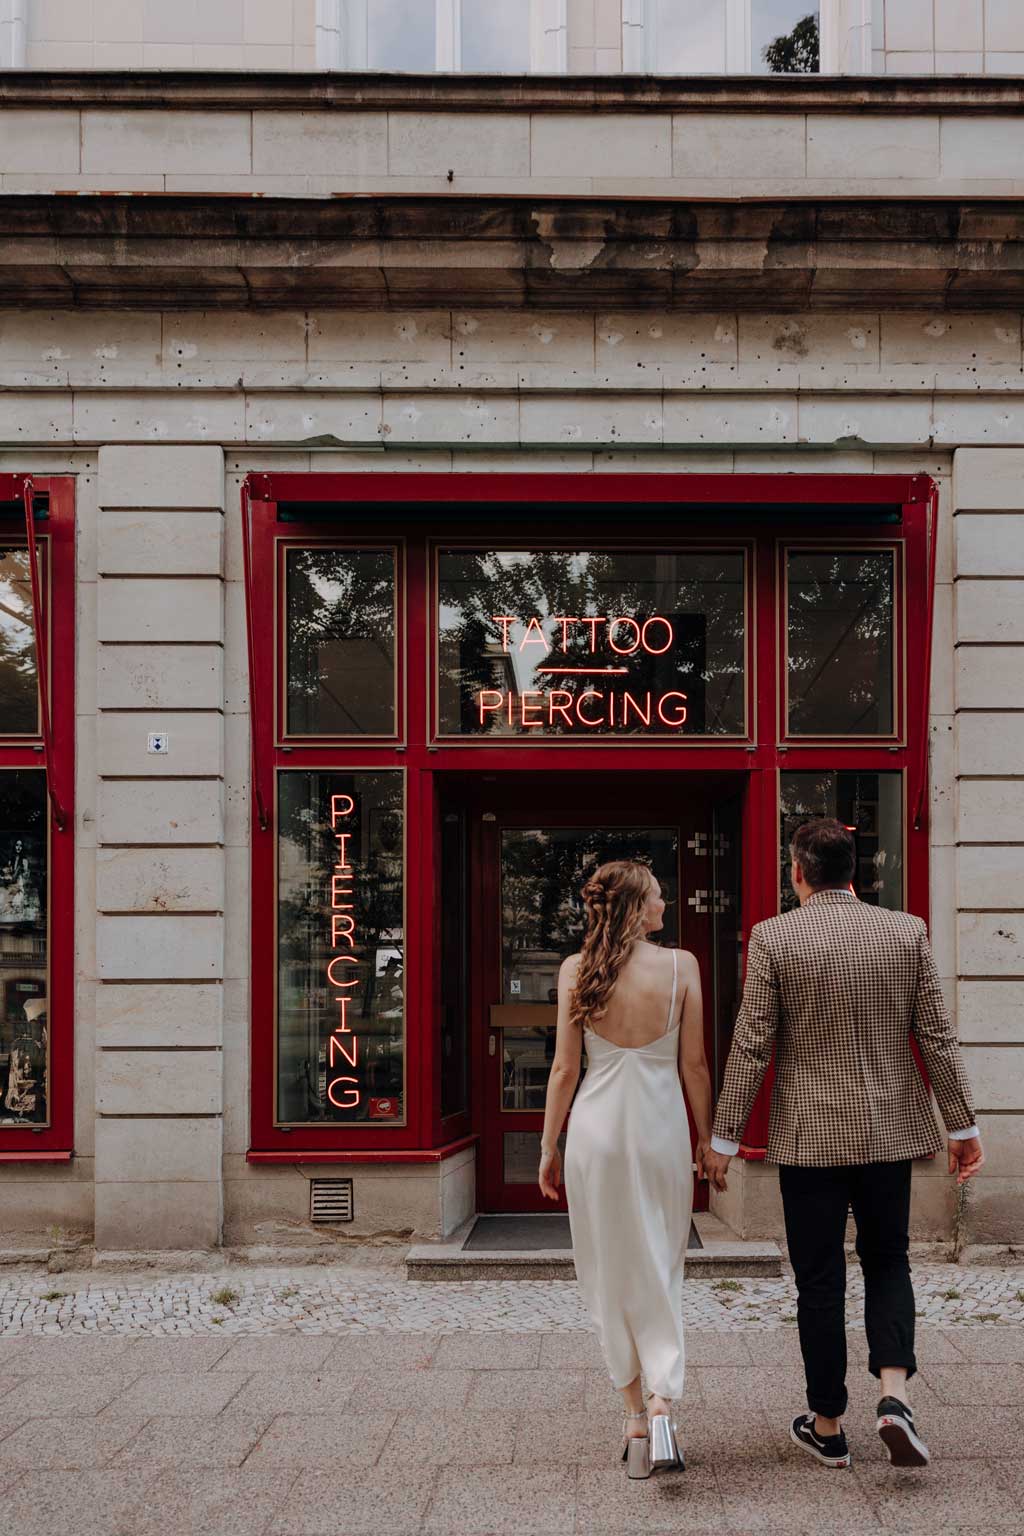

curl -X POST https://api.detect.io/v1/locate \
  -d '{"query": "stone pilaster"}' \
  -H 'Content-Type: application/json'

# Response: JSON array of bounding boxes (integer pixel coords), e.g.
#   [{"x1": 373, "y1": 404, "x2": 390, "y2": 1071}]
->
[
  {"x1": 93, "y1": 446, "x2": 226, "y2": 1252},
  {"x1": 951, "y1": 447, "x2": 1024, "y2": 1245}
]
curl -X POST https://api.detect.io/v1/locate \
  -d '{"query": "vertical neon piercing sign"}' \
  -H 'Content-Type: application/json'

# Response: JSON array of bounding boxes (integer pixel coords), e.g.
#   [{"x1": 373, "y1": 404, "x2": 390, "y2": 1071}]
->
[{"x1": 326, "y1": 791, "x2": 361, "y2": 1112}]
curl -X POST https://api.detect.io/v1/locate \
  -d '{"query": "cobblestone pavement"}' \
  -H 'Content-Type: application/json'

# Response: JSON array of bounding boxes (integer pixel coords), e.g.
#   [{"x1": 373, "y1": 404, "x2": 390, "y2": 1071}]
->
[
  {"x1": 0, "y1": 1260, "x2": 1021, "y2": 1534},
  {"x1": 1, "y1": 1259, "x2": 1022, "y2": 1335}
]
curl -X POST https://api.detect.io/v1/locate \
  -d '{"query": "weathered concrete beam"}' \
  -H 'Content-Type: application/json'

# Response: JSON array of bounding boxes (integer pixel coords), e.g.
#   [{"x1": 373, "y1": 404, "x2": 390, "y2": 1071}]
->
[
  {"x1": 2, "y1": 70, "x2": 1024, "y2": 114},
  {"x1": 2, "y1": 197, "x2": 1024, "y2": 311}
]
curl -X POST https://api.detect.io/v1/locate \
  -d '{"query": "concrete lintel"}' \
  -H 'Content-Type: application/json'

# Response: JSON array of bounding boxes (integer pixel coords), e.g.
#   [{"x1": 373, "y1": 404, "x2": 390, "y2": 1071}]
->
[
  {"x1": 2, "y1": 71, "x2": 1024, "y2": 115},
  {"x1": 2, "y1": 197, "x2": 1024, "y2": 312}
]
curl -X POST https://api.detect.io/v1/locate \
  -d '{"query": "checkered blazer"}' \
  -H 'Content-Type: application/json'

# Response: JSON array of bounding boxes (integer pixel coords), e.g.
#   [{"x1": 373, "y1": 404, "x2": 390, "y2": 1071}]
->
[{"x1": 712, "y1": 890, "x2": 976, "y2": 1167}]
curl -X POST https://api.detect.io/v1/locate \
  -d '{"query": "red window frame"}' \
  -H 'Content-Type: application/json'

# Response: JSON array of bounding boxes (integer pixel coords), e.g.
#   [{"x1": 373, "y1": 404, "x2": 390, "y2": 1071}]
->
[
  {"x1": 243, "y1": 472, "x2": 936, "y2": 1163},
  {"x1": 0, "y1": 475, "x2": 75, "y2": 1161}
]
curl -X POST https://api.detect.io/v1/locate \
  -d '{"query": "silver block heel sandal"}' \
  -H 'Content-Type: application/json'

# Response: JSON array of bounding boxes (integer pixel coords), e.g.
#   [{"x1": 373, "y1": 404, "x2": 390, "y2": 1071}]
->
[
  {"x1": 621, "y1": 1411, "x2": 651, "y2": 1480},
  {"x1": 649, "y1": 1410, "x2": 684, "y2": 1471}
]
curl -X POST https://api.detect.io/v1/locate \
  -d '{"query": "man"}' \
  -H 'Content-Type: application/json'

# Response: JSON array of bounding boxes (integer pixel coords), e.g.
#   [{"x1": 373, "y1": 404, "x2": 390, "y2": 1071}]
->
[{"x1": 705, "y1": 819, "x2": 983, "y2": 1470}]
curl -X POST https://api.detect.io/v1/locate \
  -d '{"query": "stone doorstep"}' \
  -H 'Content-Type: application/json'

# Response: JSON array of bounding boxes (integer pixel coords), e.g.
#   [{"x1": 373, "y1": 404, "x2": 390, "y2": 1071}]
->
[{"x1": 405, "y1": 1212, "x2": 782, "y2": 1282}]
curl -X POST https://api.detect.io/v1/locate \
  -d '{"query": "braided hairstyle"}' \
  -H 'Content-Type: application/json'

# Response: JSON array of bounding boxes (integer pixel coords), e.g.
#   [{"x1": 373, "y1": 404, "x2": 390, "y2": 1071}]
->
[{"x1": 568, "y1": 859, "x2": 654, "y2": 1032}]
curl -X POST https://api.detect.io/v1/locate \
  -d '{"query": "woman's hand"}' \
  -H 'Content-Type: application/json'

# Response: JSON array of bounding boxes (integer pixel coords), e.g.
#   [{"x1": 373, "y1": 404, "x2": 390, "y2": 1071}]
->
[
  {"x1": 538, "y1": 1144, "x2": 562, "y2": 1200},
  {"x1": 694, "y1": 1138, "x2": 711, "y2": 1182}
]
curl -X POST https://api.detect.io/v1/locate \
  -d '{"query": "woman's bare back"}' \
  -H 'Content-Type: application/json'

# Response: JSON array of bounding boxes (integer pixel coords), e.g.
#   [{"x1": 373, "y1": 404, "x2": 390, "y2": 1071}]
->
[{"x1": 572, "y1": 941, "x2": 692, "y2": 1048}]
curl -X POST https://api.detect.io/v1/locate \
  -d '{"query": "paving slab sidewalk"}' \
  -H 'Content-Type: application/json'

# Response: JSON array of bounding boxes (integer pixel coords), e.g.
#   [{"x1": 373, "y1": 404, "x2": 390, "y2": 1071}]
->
[{"x1": 0, "y1": 1264, "x2": 1021, "y2": 1534}]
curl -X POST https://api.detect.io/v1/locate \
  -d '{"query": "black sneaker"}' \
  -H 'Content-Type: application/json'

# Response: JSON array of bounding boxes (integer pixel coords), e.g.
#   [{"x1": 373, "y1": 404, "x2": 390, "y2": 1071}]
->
[
  {"x1": 877, "y1": 1397, "x2": 930, "y2": 1467},
  {"x1": 790, "y1": 1412, "x2": 852, "y2": 1468}
]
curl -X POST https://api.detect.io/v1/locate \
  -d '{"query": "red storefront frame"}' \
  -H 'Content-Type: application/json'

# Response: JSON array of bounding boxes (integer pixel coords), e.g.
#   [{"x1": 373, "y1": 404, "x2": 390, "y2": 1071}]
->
[
  {"x1": 0, "y1": 475, "x2": 75, "y2": 1161},
  {"x1": 245, "y1": 472, "x2": 936, "y2": 1170}
]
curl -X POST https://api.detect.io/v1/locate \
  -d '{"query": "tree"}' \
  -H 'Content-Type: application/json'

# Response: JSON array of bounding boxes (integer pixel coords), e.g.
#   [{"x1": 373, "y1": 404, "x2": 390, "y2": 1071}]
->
[{"x1": 763, "y1": 13, "x2": 819, "y2": 74}]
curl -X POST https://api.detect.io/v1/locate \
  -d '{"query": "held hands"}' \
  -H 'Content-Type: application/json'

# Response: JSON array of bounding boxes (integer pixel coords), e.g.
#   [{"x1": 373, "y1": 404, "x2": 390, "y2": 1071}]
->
[
  {"x1": 702, "y1": 1147, "x2": 731, "y2": 1192},
  {"x1": 539, "y1": 1144, "x2": 562, "y2": 1201},
  {"x1": 948, "y1": 1135, "x2": 985, "y2": 1185}
]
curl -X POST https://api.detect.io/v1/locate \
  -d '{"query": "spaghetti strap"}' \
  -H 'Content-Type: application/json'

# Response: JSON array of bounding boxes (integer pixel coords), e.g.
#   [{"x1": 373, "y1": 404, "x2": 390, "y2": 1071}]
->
[{"x1": 665, "y1": 949, "x2": 678, "y2": 1036}]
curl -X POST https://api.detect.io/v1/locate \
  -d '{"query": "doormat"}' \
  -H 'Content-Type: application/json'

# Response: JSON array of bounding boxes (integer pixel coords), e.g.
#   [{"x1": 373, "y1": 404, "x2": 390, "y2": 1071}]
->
[{"x1": 464, "y1": 1215, "x2": 703, "y2": 1252}]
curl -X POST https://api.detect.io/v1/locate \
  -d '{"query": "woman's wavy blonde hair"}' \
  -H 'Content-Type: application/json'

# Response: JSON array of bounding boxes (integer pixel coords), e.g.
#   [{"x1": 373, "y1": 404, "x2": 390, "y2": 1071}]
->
[{"x1": 568, "y1": 859, "x2": 654, "y2": 1031}]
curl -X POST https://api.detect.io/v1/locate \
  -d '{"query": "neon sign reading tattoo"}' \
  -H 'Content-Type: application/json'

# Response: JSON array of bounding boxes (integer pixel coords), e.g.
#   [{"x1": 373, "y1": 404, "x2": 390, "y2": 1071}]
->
[
  {"x1": 477, "y1": 614, "x2": 687, "y2": 732},
  {"x1": 326, "y1": 792, "x2": 361, "y2": 1112}
]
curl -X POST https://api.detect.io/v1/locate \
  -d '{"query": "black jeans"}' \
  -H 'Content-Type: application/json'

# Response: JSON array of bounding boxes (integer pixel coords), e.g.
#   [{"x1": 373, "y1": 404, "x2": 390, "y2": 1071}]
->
[{"x1": 778, "y1": 1160, "x2": 917, "y2": 1419}]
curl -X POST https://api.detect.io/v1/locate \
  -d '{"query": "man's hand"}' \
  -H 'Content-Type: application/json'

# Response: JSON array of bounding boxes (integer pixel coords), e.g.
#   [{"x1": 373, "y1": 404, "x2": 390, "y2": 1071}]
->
[
  {"x1": 948, "y1": 1135, "x2": 984, "y2": 1184},
  {"x1": 703, "y1": 1148, "x2": 731, "y2": 1192}
]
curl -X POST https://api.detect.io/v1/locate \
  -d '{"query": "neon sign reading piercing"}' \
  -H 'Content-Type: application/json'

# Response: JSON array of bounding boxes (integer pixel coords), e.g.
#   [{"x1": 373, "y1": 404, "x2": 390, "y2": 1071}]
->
[{"x1": 326, "y1": 792, "x2": 362, "y2": 1112}]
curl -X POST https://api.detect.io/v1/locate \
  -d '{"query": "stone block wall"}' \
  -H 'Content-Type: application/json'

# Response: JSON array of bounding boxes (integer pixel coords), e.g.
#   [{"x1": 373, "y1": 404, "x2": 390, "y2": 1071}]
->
[
  {"x1": 951, "y1": 447, "x2": 1024, "y2": 1245},
  {"x1": 92, "y1": 445, "x2": 227, "y2": 1252},
  {"x1": 875, "y1": 0, "x2": 1024, "y2": 73},
  {"x1": 24, "y1": 0, "x2": 316, "y2": 71}
]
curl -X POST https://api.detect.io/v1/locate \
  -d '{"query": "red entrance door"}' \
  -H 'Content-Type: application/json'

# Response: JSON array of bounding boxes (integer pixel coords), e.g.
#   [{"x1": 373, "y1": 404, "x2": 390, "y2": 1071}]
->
[{"x1": 465, "y1": 774, "x2": 743, "y2": 1214}]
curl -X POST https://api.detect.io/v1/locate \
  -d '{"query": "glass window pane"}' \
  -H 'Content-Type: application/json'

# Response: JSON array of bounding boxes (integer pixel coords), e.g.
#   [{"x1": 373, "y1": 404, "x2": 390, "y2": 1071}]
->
[
  {"x1": 440, "y1": 808, "x2": 469, "y2": 1119},
  {"x1": 504, "y1": 1130, "x2": 565, "y2": 1184},
  {"x1": 438, "y1": 548, "x2": 746, "y2": 738},
  {"x1": 654, "y1": 0, "x2": 726, "y2": 72},
  {"x1": 780, "y1": 771, "x2": 903, "y2": 914},
  {"x1": 787, "y1": 550, "x2": 895, "y2": 737},
  {"x1": 1, "y1": 771, "x2": 48, "y2": 1127},
  {"x1": 277, "y1": 770, "x2": 404, "y2": 1125},
  {"x1": 500, "y1": 826, "x2": 679, "y2": 1003},
  {"x1": 754, "y1": 2, "x2": 820, "y2": 74},
  {"x1": 368, "y1": 0, "x2": 435, "y2": 70},
  {"x1": 502, "y1": 1027, "x2": 556, "y2": 1110},
  {"x1": 0, "y1": 548, "x2": 38, "y2": 737},
  {"x1": 285, "y1": 548, "x2": 396, "y2": 738},
  {"x1": 462, "y1": 0, "x2": 530, "y2": 71}
]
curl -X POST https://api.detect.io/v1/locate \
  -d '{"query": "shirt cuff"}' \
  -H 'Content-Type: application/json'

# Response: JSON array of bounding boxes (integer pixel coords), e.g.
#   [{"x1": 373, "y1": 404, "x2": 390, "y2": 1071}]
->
[
  {"x1": 710, "y1": 1135, "x2": 740, "y2": 1157},
  {"x1": 948, "y1": 1125, "x2": 980, "y2": 1141}
]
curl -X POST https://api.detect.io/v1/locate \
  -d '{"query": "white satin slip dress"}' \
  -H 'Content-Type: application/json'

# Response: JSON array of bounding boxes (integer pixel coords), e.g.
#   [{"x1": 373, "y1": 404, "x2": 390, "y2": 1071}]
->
[{"x1": 564, "y1": 949, "x2": 693, "y2": 1401}]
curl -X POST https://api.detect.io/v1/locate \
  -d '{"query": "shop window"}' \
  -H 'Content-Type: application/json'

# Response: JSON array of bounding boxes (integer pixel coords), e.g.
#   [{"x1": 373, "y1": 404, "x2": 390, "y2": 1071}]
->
[
  {"x1": 282, "y1": 546, "x2": 397, "y2": 740},
  {"x1": 436, "y1": 547, "x2": 747, "y2": 739},
  {"x1": 0, "y1": 478, "x2": 74, "y2": 1155},
  {"x1": 0, "y1": 771, "x2": 48, "y2": 1126},
  {"x1": 439, "y1": 808, "x2": 470, "y2": 1120},
  {"x1": 0, "y1": 547, "x2": 38, "y2": 736},
  {"x1": 780, "y1": 770, "x2": 904, "y2": 913},
  {"x1": 276, "y1": 769, "x2": 405, "y2": 1126},
  {"x1": 785, "y1": 549, "x2": 897, "y2": 739}
]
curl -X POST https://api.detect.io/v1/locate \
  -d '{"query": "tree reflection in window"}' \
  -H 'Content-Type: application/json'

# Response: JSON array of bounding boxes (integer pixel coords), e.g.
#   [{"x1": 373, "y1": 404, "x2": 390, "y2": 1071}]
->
[
  {"x1": 500, "y1": 826, "x2": 679, "y2": 1005},
  {"x1": 0, "y1": 549, "x2": 38, "y2": 738},
  {"x1": 787, "y1": 550, "x2": 895, "y2": 736},
  {"x1": 438, "y1": 548, "x2": 746, "y2": 737},
  {"x1": 779, "y1": 771, "x2": 903, "y2": 914},
  {"x1": 285, "y1": 548, "x2": 395, "y2": 738}
]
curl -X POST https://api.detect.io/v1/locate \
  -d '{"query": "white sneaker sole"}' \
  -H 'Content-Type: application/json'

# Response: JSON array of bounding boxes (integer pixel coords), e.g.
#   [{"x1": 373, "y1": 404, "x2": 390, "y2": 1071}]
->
[
  {"x1": 789, "y1": 1421, "x2": 852, "y2": 1468},
  {"x1": 877, "y1": 1414, "x2": 930, "y2": 1468}
]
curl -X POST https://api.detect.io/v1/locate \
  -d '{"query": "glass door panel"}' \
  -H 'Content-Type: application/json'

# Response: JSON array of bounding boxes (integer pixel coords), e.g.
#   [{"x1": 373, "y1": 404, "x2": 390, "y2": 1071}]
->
[{"x1": 481, "y1": 821, "x2": 682, "y2": 1212}]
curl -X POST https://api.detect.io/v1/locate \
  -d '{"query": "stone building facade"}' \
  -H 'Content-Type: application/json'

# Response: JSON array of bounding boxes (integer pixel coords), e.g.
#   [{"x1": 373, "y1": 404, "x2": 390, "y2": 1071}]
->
[{"x1": 0, "y1": 0, "x2": 1022, "y2": 1261}]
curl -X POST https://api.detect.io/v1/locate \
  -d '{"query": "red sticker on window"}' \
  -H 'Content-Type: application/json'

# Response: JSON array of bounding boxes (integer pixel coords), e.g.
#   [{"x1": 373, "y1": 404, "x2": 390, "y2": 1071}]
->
[{"x1": 369, "y1": 1097, "x2": 400, "y2": 1119}]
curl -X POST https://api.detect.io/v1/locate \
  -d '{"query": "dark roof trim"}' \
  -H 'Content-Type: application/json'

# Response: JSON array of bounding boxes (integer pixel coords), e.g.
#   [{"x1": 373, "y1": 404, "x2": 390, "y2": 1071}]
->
[{"x1": 1, "y1": 69, "x2": 1024, "y2": 114}]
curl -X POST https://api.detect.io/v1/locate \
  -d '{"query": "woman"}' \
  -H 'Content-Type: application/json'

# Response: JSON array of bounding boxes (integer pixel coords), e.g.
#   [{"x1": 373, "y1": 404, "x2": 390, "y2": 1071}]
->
[{"x1": 539, "y1": 859, "x2": 712, "y2": 1480}]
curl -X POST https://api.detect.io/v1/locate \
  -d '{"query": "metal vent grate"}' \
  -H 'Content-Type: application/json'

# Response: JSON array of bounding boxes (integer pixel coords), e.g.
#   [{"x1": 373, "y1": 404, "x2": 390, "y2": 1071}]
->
[{"x1": 310, "y1": 1178, "x2": 354, "y2": 1224}]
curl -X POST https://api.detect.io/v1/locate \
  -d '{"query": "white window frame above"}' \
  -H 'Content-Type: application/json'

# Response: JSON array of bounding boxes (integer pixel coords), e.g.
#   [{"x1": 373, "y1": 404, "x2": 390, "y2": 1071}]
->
[
  {"x1": 0, "y1": 0, "x2": 28, "y2": 69},
  {"x1": 624, "y1": 0, "x2": 833, "y2": 76},
  {"x1": 318, "y1": 0, "x2": 567, "y2": 73}
]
